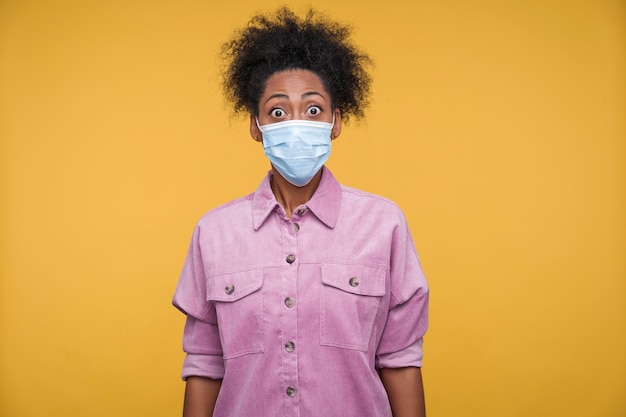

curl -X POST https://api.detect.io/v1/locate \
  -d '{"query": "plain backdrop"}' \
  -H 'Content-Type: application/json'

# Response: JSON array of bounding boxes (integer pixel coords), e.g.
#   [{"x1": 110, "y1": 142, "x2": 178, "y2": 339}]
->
[{"x1": 1, "y1": 0, "x2": 624, "y2": 416}]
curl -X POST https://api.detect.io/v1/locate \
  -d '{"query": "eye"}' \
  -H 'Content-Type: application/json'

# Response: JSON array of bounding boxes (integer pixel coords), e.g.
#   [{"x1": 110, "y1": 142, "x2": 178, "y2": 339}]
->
[
  {"x1": 306, "y1": 105, "x2": 322, "y2": 116},
  {"x1": 269, "y1": 108, "x2": 286, "y2": 118}
]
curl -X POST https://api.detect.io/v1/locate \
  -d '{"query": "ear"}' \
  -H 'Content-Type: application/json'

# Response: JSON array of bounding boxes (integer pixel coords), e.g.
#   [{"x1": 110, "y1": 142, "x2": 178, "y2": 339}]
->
[
  {"x1": 250, "y1": 114, "x2": 262, "y2": 142},
  {"x1": 331, "y1": 108, "x2": 342, "y2": 140}
]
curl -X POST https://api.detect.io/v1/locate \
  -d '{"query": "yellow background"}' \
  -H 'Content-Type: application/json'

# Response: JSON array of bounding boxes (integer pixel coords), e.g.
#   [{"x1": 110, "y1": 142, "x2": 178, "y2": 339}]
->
[{"x1": 1, "y1": 0, "x2": 624, "y2": 416}]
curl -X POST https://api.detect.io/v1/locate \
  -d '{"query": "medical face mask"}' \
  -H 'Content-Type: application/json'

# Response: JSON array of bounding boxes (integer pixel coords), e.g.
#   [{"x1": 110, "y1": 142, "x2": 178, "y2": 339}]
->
[{"x1": 257, "y1": 118, "x2": 333, "y2": 187}]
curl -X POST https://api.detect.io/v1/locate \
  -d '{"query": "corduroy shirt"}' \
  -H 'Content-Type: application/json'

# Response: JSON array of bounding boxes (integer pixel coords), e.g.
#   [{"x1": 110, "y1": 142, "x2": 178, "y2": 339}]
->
[{"x1": 173, "y1": 167, "x2": 429, "y2": 417}]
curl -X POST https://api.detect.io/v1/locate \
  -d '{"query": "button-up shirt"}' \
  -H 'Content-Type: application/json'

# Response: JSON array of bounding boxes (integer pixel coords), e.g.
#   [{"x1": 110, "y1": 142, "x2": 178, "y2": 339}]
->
[{"x1": 173, "y1": 167, "x2": 429, "y2": 417}]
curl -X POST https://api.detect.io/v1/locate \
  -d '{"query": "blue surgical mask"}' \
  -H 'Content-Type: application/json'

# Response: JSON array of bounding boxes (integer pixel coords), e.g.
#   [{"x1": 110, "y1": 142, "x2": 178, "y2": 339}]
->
[{"x1": 257, "y1": 118, "x2": 333, "y2": 187}]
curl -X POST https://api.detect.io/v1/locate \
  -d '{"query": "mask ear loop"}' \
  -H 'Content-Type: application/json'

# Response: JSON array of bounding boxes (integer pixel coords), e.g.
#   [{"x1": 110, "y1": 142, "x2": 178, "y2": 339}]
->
[
  {"x1": 329, "y1": 113, "x2": 337, "y2": 138},
  {"x1": 253, "y1": 116, "x2": 263, "y2": 142}
]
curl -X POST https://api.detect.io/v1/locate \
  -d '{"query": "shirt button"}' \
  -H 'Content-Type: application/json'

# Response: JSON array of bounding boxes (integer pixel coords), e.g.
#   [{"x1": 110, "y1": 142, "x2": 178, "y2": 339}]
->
[
  {"x1": 286, "y1": 386, "x2": 297, "y2": 397},
  {"x1": 293, "y1": 223, "x2": 300, "y2": 232},
  {"x1": 349, "y1": 277, "x2": 360, "y2": 287},
  {"x1": 285, "y1": 341, "x2": 295, "y2": 352},
  {"x1": 284, "y1": 297, "x2": 296, "y2": 308},
  {"x1": 224, "y1": 284, "x2": 235, "y2": 294},
  {"x1": 297, "y1": 208, "x2": 306, "y2": 216},
  {"x1": 286, "y1": 254, "x2": 296, "y2": 264}
]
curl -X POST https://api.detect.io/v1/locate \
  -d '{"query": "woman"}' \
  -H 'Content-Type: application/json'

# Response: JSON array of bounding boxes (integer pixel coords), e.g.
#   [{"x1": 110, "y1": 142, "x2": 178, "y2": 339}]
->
[{"x1": 173, "y1": 7, "x2": 429, "y2": 417}]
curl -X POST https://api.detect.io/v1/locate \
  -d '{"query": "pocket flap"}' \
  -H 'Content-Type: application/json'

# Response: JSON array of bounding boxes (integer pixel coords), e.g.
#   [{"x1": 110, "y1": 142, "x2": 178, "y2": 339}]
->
[
  {"x1": 207, "y1": 269, "x2": 263, "y2": 302},
  {"x1": 321, "y1": 264, "x2": 386, "y2": 297}
]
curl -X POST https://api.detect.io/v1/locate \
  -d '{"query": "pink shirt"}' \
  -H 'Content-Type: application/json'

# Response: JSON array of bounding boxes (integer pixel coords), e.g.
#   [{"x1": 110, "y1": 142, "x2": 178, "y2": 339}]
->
[{"x1": 173, "y1": 167, "x2": 429, "y2": 417}]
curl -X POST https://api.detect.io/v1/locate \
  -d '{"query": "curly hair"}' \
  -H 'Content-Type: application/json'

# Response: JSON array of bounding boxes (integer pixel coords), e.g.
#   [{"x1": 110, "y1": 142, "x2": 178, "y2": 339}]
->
[{"x1": 220, "y1": 6, "x2": 373, "y2": 122}]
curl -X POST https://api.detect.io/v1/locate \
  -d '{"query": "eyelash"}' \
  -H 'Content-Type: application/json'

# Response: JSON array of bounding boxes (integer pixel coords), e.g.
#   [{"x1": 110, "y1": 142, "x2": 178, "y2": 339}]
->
[
  {"x1": 268, "y1": 105, "x2": 324, "y2": 118},
  {"x1": 306, "y1": 105, "x2": 322, "y2": 115},
  {"x1": 269, "y1": 108, "x2": 286, "y2": 118}
]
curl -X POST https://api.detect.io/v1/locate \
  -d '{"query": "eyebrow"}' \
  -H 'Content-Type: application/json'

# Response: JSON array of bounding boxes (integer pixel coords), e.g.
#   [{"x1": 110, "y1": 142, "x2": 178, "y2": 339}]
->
[{"x1": 264, "y1": 91, "x2": 327, "y2": 104}]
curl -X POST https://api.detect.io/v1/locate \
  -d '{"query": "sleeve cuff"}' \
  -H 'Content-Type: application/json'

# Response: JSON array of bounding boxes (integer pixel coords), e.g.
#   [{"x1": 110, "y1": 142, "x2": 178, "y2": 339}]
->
[
  {"x1": 181, "y1": 353, "x2": 225, "y2": 380},
  {"x1": 376, "y1": 337, "x2": 423, "y2": 369}
]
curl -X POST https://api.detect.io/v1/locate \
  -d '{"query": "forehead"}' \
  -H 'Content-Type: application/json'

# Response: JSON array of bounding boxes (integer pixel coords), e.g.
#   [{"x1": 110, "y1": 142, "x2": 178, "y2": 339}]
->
[{"x1": 262, "y1": 69, "x2": 329, "y2": 98}]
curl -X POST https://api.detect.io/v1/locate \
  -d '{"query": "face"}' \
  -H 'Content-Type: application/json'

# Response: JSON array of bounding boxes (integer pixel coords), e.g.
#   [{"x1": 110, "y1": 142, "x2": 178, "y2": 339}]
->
[{"x1": 250, "y1": 69, "x2": 342, "y2": 141}]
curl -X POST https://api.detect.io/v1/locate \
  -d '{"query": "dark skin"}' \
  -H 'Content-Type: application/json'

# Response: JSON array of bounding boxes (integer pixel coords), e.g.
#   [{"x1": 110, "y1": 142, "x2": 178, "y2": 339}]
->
[
  {"x1": 183, "y1": 376, "x2": 221, "y2": 417},
  {"x1": 182, "y1": 70, "x2": 426, "y2": 417},
  {"x1": 380, "y1": 367, "x2": 426, "y2": 417},
  {"x1": 249, "y1": 69, "x2": 342, "y2": 217}
]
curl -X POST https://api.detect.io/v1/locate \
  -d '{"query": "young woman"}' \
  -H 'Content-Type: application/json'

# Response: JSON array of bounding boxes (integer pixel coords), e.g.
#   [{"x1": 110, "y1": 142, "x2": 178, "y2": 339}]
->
[{"x1": 173, "y1": 7, "x2": 429, "y2": 417}]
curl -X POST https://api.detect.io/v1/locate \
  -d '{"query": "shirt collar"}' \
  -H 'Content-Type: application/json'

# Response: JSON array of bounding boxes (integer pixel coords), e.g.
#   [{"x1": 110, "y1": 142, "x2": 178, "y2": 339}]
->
[{"x1": 252, "y1": 166, "x2": 342, "y2": 230}]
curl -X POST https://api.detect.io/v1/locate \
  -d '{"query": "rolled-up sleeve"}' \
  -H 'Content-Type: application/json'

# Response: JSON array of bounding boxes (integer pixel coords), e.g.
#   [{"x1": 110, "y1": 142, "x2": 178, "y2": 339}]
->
[
  {"x1": 376, "y1": 218, "x2": 429, "y2": 369},
  {"x1": 180, "y1": 317, "x2": 225, "y2": 379},
  {"x1": 173, "y1": 226, "x2": 225, "y2": 380}
]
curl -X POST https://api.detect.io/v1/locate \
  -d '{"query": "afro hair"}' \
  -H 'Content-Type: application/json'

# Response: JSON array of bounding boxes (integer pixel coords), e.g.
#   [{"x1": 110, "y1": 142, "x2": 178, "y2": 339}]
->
[{"x1": 220, "y1": 6, "x2": 373, "y2": 122}]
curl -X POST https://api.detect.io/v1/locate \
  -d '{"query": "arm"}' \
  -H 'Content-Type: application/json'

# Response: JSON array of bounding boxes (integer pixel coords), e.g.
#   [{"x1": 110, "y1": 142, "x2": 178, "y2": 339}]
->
[
  {"x1": 379, "y1": 367, "x2": 426, "y2": 417},
  {"x1": 183, "y1": 376, "x2": 222, "y2": 417}
]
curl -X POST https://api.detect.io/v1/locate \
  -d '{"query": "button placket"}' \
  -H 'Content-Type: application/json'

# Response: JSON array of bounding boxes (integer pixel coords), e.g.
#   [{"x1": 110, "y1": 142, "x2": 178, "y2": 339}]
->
[{"x1": 280, "y1": 208, "x2": 299, "y2": 412}]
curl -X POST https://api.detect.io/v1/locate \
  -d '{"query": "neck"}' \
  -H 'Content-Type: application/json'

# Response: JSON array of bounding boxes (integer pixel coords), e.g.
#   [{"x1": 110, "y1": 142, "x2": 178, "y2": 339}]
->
[{"x1": 270, "y1": 168, "x2": 323, "y2": 218}]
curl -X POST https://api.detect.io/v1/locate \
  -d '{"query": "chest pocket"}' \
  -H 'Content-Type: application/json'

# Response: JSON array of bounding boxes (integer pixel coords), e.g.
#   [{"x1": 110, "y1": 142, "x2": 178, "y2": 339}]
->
[
  {"x1": 320, "y1": 264, "x2": 387, "y2": 351},
  {"x1": 207, "y1": 270, "x2": 264, "y2": 359}
]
